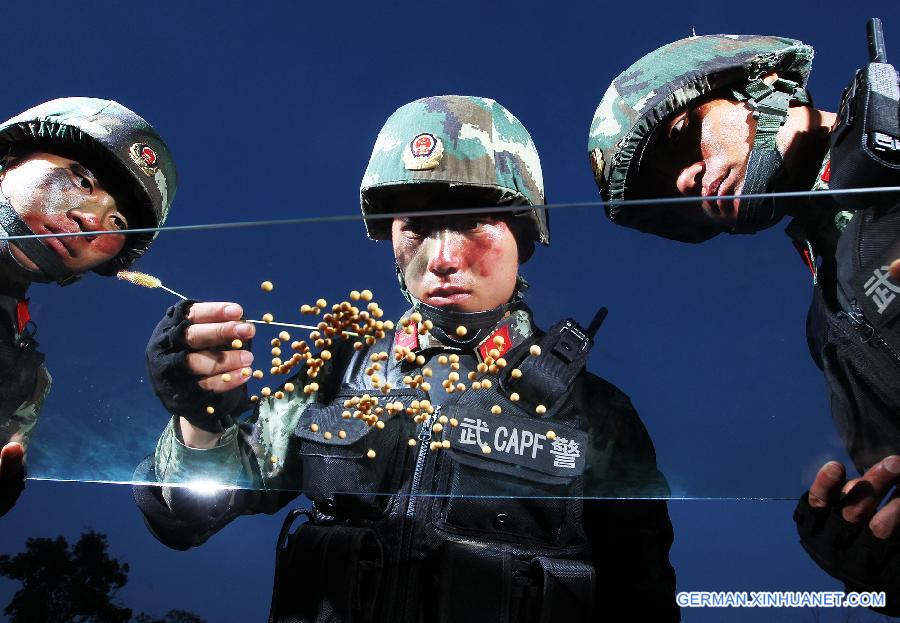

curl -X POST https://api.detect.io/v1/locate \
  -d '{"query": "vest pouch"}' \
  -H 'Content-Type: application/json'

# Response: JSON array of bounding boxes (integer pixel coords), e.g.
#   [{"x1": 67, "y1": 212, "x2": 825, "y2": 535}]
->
[
  {"x1": 436, "y1": 407, "x2": 586, "y2": 546},
  {"x1": 294, "y1": 393, "x2": 417, "y2": 512},
  {"x1": 814, "y1": 288, "x2": 900, "y2": 471},
  {"x1": 433, "y1": 541, "x2": 514, "y2": 623},
  {"x1": 270, "y1": 512, "x2": 384, "y2": 623},
  {"x1": 528, "y1": 556, "x2": 595, "y2": 623},
  {"x1": 431, "y1": 543, "x2": 595, "y2": 623},
  {"x1": 435, "y1": 444, "x2": 582, "y2": 547}
]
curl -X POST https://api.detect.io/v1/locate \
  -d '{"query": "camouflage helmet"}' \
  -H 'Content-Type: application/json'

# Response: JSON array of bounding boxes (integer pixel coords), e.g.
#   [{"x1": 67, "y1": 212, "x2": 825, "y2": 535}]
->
[
  {"x1": 0, "y1": 97, "x2": 177, "y2": 274},
  {"x1": 588, "y1": 35, "x2": 814, "y2": 243},
  {"x1": 360, "y1": 95, "x2": 549, "y2": 247}
]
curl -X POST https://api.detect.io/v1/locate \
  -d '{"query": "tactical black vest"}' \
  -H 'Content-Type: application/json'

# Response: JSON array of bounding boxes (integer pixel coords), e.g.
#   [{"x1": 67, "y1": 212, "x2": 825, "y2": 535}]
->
[
  {"x1": 803, "y1": 201, "x2": 900, "y2": 472},
  {"x1": 270, "y1": 318, "x2": 599, "y2": 623},
  {"x1": 794, "y1": 191, "x2": 900, "y2": 616}
]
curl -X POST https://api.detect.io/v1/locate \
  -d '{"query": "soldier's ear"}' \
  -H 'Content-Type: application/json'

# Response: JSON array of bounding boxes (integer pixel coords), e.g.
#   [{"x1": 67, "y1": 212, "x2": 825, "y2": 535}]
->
[{"x1": 761, "y1": 72, "x2": 781, "y2": 85}]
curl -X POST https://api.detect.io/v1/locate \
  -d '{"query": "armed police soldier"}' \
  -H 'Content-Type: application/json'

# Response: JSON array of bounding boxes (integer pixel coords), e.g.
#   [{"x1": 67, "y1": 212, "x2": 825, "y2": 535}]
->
[
  {"x1": 588, "y1": 29, "x2": 900, "y2": 611},
  {"x1": 136, "y1": 95, "x2": 678, "y2": 622},
  {"x1": 0, "y1": 98, "x2": 177, "y2": 516}
]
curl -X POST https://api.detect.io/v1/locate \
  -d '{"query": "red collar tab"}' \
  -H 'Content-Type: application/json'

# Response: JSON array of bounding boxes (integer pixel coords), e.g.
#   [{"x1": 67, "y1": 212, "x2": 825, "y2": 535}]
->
[
  {"x1": 394, "y1": 322, "x2": 420, "y2": 351},
  {"x1": 820, "y1": 161, "x2": 831, "y2": 184},
  {"x1": 15, "y1": 299, "x2": 30, "y2": 334},
  {"x1": 477, "y1": 324, "x2": 513, "y2": 362}
]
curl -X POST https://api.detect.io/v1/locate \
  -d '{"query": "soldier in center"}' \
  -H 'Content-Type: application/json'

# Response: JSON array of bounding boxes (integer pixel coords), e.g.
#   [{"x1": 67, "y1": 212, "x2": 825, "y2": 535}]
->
[{"x1": 135, "y1": 95, "x2": 678, "y2": 622}]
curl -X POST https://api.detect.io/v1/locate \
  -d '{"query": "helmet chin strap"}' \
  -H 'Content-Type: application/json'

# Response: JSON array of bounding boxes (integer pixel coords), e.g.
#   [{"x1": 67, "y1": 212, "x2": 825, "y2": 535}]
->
[
  {"x1": 731, "y1": 77, "x2": 811, "y2": 233},
  {"x1": 395, "y1": 265, "x2": 529, "y2": 349},
  {"x1": 736, "y1": 149, "x2": 786, "y2": 232},
  {"x1": 0, "y1": 188, "x2": 78, "y2": 286}
]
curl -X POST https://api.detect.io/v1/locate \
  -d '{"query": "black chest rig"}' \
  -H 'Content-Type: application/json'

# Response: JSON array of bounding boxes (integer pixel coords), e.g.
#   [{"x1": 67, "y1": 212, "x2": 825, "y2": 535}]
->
[
  {"x1": 792, "y1": 151, "x2": 900, "y2": 472},
  {"x1": 271, "y1": 317, "x2": 602, "y2": 623},
  {"x1": 812, "y1": 202, "x2": 900, "y2": 473}
]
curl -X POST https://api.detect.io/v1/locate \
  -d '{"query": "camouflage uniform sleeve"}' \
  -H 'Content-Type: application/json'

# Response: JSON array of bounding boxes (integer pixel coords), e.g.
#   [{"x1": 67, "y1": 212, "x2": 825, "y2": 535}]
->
[
  {"x1": 6, "y1": 363, "x2": 51, "y2": 449},
  {"x1": 135, "y1": 369, "x2": 325, "y2": 549},
  {"x1": 581, "y1": 373, "x2": 679, "y2": 621},
  {"x1": 0, "y1": 363, "x2": 49, "y2": 518}
]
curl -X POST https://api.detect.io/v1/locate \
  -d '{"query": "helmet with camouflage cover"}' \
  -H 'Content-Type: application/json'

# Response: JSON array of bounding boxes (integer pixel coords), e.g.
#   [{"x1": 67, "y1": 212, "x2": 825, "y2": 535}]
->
[
  {"x1": 360, "y1": 95, "x2": 548, "y2": 251},
  {"x1": 0, "y1": 97, "x2": 177, "y2": 282},
  {"x1": 588, "y1": 35, "x2": 814, "y2": 243},
  {"x1": 361, "y1": 95, "x2": 547, "y2": 348}
]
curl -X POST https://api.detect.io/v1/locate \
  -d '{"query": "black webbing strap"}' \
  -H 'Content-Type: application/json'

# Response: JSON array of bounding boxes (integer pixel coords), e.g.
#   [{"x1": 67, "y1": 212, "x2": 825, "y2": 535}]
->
[
  {"x1": 736, "y1": 148, "x2": 785, "y2": 231},
  {"x1": 731, "y1": 78, "x2": 805, "y2": 233},
  {"x1": 868, "y1": 92, "x2": 900, "y2": 140},
  {"x1": 0, "y1": 190, "x2": 71, "y2": 283},
  {"x1": 270, "y1": 508, "x2": 311, "y2": 622}
]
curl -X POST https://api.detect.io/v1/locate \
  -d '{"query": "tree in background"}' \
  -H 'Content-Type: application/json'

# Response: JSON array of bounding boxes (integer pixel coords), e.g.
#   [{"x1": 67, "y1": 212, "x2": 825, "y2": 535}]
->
[
  {"x1": 135, "y1": 610, "x2": 206, "y2": 623},
  {"x1": 0, "y1": 531, "x2": 205, "y2": 623}
]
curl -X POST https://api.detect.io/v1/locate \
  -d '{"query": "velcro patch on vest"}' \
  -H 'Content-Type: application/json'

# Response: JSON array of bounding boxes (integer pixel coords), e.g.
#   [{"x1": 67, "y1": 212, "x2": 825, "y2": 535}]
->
[
  {"x1": 855, "y1": 264, "x2": 900, "y2": 321},
  {"x1": 445, "y1": 412, "x2": 587, "y2": 476}
]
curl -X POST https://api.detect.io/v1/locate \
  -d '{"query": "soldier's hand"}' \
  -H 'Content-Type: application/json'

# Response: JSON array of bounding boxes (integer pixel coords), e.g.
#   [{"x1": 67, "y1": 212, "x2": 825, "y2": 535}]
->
[
  {"x1": 808, "y1": 457, "x2": 900, "y2": 538},
  {"x1": 890, "y1": 259, "x2": 900, "y2": 281},
  {"x1": 796, "y1": 457, "x2": 900, "y2": 608},
  {"x1": 146, "y1": 300, "x2": 256, "y2": 439},
  {"x1": 183, "y1": 302, "x2": 255, "y2": 393},
  {"x1": 0, "y1": 441, "x2": 25, "y2": 517}
]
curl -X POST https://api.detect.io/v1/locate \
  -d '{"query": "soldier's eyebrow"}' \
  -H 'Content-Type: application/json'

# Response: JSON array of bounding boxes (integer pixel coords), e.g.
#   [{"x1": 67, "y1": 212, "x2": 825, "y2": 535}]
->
[
  {"x1": 69, "y1": 162, "x2": 99, "y2": 185},
  {"x1": 659, "y1": 109, "x2": 687, "y2": 144},
  {"x1": 399, "y1": 216, "x2": 431, "y2": 230}
]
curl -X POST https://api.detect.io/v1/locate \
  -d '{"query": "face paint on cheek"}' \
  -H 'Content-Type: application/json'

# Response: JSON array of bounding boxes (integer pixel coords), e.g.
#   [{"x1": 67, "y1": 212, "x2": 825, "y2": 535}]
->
[
  {"x1": 405, "y1": 240, "x2": 434, "y2": 297},
  {"x1": 32, "y1": 169, "x2": 77, "y2": 216},
  {"x1": 10, "y1": 170, "x2": 78, "y2": 227},
  {"x1": 19, "y1": 213, "x2": 44, "y2": 232},
  {"x1": 91, "y1": 233, "x2": 126, "y2": 258},
  {"x1": 472, "y1": 225, "x2": 515, "y2": 279},
  {"x1": 393, "y1": 236, "x2": 425, "y2": 294},
  {"x1": 473, "y1": 237, "x2": 503, "y2": 279}
]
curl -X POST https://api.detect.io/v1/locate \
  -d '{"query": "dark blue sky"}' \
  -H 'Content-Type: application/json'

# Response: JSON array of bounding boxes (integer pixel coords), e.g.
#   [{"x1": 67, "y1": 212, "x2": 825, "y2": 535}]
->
[{"x1": 1, "y1": 0, "x2": 899, "y2": 620}]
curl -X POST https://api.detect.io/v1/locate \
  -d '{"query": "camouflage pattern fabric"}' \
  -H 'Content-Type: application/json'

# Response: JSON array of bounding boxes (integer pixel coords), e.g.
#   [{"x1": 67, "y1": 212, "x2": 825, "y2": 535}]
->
[
  {"x1": 0, "y1": 365, "x2": 50, "y2": 451},
  {"x1": 588, "y1": 35, "x2": 813, "y2": 214},
  {"x1": 0, "y1": 98, "x2": 178, "y2": 273},
  {"x1": 360, "y1": 95, "x2": 548, "y2": 244}
]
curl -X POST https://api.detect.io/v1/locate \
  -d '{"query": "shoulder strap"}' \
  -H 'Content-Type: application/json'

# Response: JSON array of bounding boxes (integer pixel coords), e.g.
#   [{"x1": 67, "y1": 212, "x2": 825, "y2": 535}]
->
[{"x1": 502, "y1": 317, "x2": 596, "y2": 410}]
